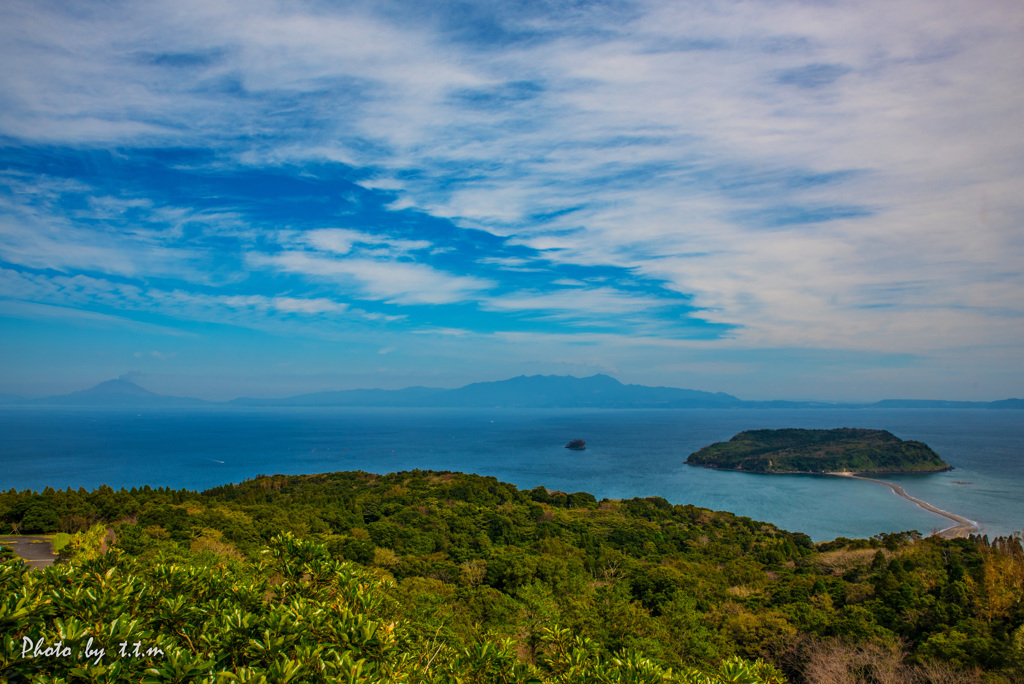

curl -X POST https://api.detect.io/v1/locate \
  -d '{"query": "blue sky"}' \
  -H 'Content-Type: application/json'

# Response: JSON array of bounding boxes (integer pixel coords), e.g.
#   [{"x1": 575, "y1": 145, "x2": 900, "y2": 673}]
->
[{"x1": 1, "y1": 0, "x2": 1022, "y2": 401}]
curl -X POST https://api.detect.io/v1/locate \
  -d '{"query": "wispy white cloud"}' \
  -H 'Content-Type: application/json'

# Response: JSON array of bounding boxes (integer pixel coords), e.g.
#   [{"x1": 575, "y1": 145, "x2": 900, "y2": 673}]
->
[
  {"x1": 251, "y1": 251, "x2": 494, "y2": 305},
  {"x1": 0, "y1": 267, "x2": 394, "y2": 336},
  {"x1": 0, "y1": 298, "x2": 191, "y2": 336},
  {"x1": 483, "y1": 287, "x2": 669, "y2": 316},
  {"x1": 477, "y1": 257, "x2": 533, "y2": 267},
  {"x1": 1, "y1": 0, "x2": 1022, "y2": 397},
  {"x1": 0, "y1": 172, "x2": 236, "y2": 281},
  {"x1": 335, "y1": 0, "x2": 1022, "y2": 353},
  {"x1": 136, "y1": 350, "x2": 177, "y2": 360},
  {"x1": 410, "y1": 327, "x2": 474, "y2": 337},
  {"x1": 290, "y1": 228, "x2": 433, "y2": 256}
]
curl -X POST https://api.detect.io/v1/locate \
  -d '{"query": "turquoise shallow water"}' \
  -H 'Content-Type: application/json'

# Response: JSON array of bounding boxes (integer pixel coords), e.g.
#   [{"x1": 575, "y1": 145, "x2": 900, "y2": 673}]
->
[{"x1": 1, "y1": 406, "x2": 1021, "y2": 541}]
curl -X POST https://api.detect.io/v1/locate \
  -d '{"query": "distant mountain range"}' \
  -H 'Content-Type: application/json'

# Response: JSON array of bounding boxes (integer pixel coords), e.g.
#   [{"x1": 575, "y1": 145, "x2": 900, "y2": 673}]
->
[
  {"x1": 1, "y1": 374, "x2": 1021, "y2": 409},
  {"x1": 13, "y1": 379, "x2": 210, "y2": 407},
  {"x1": 229, "y1": 373, "x2": 745, "y2": 408}
]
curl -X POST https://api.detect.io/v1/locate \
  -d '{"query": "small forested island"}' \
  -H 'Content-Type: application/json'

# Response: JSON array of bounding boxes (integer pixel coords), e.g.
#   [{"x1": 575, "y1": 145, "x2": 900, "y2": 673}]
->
[
  {"x1": 686, "y1": 428, "x2": 951, "y2": 474},
  {"x1": 565, "y1": 438, "x2": 586, "y2": 450}
]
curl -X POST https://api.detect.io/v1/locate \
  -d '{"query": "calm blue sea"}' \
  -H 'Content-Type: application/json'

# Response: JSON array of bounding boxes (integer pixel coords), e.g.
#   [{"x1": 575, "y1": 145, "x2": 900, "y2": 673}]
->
[{"x1": 1, "y1": 407, "x2": 1021, "y2": 541}]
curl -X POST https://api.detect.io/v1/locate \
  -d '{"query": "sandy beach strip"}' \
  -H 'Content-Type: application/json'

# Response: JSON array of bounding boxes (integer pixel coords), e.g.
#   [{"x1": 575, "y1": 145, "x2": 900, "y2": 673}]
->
[{"x1": 828, "y1": 472, "x2": 978, "y2": 539}]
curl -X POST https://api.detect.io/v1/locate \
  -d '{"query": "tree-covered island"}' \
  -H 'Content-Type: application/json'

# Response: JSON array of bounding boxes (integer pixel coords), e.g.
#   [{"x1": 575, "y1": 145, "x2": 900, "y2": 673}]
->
[{"x1": 686, "y1": 428, "x2": 952, "y2": 474}]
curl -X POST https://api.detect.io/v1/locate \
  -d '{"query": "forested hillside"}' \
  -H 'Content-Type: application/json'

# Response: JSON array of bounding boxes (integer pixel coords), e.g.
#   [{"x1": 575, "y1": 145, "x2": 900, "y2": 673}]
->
[{"x1": 2, "y1": 470, "x2": 1023, "y2": 682}]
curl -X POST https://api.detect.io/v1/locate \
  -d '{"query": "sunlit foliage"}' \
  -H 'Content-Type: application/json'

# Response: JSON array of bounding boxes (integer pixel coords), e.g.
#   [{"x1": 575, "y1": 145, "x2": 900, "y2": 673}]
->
[{"x1": 2, "y1": 471, "x2": 1022, "y2": 682}]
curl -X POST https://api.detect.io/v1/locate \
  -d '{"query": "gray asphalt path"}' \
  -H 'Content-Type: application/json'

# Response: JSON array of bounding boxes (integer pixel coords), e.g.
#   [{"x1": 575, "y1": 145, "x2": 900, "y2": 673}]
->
[{"x1": 0, "y1": 535, "x2": 58, "y2": 569}]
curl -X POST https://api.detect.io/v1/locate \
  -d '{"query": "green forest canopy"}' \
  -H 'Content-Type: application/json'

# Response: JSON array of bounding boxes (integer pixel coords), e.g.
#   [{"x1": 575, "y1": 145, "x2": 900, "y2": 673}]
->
[{"x1": 2, "y1": 469, "x2": 1022, "y2": 682}]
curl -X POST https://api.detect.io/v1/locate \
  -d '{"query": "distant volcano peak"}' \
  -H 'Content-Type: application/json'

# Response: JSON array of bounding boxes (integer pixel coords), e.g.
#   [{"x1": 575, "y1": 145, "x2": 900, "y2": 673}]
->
[
  {"x1": 31, "y1": 378, "x2": 208, "y2": 406},
  {"x1": 72, "y1": 379, "x2": 160, "y2": 397}
]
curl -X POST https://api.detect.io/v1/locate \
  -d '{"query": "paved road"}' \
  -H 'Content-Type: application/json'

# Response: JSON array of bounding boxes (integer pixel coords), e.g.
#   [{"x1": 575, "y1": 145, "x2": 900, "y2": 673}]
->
[{"x1": 0, "y1": 536, "x2": 59, "y2": 569}]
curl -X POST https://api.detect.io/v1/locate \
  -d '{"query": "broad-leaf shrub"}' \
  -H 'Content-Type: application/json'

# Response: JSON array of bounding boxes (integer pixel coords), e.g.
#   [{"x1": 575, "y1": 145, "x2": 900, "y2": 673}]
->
[{"x1": 1, "y1": 535, "x2": 783, "y2": 683}]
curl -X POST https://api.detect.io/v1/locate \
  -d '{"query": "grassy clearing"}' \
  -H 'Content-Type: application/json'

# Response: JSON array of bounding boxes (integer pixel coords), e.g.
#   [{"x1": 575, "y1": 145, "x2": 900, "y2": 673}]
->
[
  {"x1": 52, "y1": 532, "x2": 72, "y2": 553},
  {"x1": 812, "y1": 547, "x2": 886, "y2": 575}
]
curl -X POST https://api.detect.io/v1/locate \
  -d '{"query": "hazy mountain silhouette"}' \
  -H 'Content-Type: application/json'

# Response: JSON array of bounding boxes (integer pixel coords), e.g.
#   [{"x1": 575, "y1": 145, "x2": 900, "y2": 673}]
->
[
  {"x1": 29, "y1": 379, "x2": 209, "y2": 406},
  {"x1": 439, "y1": 374, "x2": 743, "y2": 408},
  {"x1": 865, "y1": 398, "x2": 1024, "y2": 409},
  {"x1": 11, "y1": 375, "x2": 1022, "y2": 409},
  {"x1": 229, "y1": 386, "x2": 446, "y2": 407},
  {"x1": 230, "y1": 374, "x2": 743, "y2": 408}
]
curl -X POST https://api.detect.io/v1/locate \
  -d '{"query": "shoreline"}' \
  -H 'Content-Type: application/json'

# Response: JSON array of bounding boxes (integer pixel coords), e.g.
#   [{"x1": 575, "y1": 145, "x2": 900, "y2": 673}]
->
[{"x1": 828, "y1": 472, "x2": 979, "y2": 538}]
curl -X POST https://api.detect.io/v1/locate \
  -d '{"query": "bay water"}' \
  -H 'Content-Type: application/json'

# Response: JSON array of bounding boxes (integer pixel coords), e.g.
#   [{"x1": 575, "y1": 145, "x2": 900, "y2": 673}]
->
[{"x1": 1, "y1": 406, "x2": 1021, "y2": 541}]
